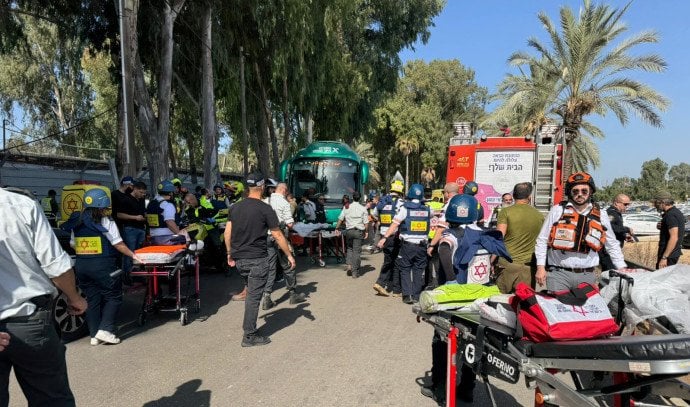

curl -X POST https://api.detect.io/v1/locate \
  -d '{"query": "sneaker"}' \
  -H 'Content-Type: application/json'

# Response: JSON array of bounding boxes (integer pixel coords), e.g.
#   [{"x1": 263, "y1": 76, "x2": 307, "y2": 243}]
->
[
  {"x1": 289, "y1": 292, "x2": 307, "y2": 304},
  {"x1": 373, "y1": 283, "x2": 390, "y2": 296},
  {"x1": 402, "y1": 295, "x2": 414, "y2": 304},
  {"x1": 420, "y1": 385, "x2": 445, "y2": 403},
  {"x1": 94, "y1": 330, "x2": 121, "y2": 345},
  {"x1": 90, "y1": 337, "x2": 100, "y2": 346},
  {"x1": 352, "y1": 271, "x2": 359, "y2": 279},
  {"x1": 261, "y1": 294, "x2": 274, "y2": 310},
  {"x1": 241, "y1": 335, "x2": 271, "y2": 347},
  {"x1": 346, "y1": 267, "x2": 352, "y2": 277}
]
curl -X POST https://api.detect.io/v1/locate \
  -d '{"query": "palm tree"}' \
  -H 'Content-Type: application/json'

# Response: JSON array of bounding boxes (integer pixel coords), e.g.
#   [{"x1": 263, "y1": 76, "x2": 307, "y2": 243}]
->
[
  {"x1": 395, "y1": 136, "x2": 419, "y2": 191},
  {"x1": 506, "y1": 0, "x2": 669, "y2": 179}
]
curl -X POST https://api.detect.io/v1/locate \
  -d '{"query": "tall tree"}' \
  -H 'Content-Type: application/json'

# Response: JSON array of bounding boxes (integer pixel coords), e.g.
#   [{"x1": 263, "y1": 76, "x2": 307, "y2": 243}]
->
[
  {"x1": 507, "y1": 0, "x2": 669, "y2": 178},
  {"x1": 635, "y1": 158, "x2": 668, "y2": 200}
]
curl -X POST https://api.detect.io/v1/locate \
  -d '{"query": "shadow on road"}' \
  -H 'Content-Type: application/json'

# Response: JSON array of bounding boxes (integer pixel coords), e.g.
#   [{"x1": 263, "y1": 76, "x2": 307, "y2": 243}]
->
[
  {"x1": 259, "y1": 303, "x2": 315, "y2": 336},
  {"x1": 414, "y1": 370, "x2": 522, "y2": 406},
  {"x1": 117, "y1": 271, "x2": 239, "y2": 340},
  {"x1": 142, "y1": 379, "x2": 211, "y2": 407}
]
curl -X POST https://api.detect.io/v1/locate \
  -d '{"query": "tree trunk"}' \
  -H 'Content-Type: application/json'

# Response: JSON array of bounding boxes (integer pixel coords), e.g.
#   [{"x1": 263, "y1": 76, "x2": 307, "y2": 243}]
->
[
  {"x1": 239, "y1": 47, "x2": 248, "y2": 178},
  {"x1": 306, "y1": 111, "x2": 313, "y2": 144},
  {"x1": 130, "y1": 0, "x2": 185, "y2": 185},
  {"x1": 562, "y1": 125, "x2": 578, "y2": 183},
  {"x1": 186, "y1": 132, "x2": 197, "y2": 184},
  {"x1": 282, "y1": 77, "x2": 290, "y2": 160},
  {"x1": 252, "y1": 61, "x2": 272, "y2": 177},
  {"x1": 405, "y1": 154, "x2": 409, "y2": 192},
  {"x1": 201, "y1": 3, "x2": 219, "y2": 188},
  {"x1": 168, "y1": 134, "x2": 178, "y2": 179}
]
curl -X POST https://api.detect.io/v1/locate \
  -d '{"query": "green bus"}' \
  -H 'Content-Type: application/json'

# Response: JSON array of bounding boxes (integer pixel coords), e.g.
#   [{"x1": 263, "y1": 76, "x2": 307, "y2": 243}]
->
[{"x1": 278, "y1": 141, "x2": 369, "y2": 224}]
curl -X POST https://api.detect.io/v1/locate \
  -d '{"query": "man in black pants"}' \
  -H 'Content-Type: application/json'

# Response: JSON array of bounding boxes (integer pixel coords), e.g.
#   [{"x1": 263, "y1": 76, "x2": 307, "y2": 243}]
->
[
  {"x1": 0, "y1": 187, "x2": 87, "y2": 406},
  {"x1": 655, "y1": 190, "x2": 685, "y2": 269},
  {"x1": 225, "y1": 172, "x2": 296, "y2": 347}
]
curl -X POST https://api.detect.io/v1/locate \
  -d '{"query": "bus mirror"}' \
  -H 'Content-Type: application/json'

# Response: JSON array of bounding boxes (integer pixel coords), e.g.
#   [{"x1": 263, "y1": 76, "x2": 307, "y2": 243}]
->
[
  {"x1": 278, "y1": 160, "x2": 289, "y2": 181},
  {"x1": 360, "y1": 162, "x2": 369, "y2": 185}
]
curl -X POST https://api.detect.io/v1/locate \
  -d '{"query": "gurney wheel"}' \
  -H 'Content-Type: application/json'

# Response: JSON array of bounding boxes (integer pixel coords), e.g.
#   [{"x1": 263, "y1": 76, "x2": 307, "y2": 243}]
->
[
  {"x1": 318, "y1": 259, "x2": 326, "y2": 267},
  {"x1": 180, "y1": 311, "x2": 188, "y2": 326},
  {"x1": 137, "y1": 313, "x2": 146, "y2": 327},
  {"x1": 310, "y1": 258, "x2": 316, "y2": 264},
  {"x1": 336, "y1": 257, "x2": 343, "y2": 264}
]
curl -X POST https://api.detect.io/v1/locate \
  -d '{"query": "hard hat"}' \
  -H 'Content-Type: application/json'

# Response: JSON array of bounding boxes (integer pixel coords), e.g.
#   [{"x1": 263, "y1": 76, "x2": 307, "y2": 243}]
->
[
  {"x1": 390, "y1": 180, "x2": 404, "y2": 194},
  {"x1": 463, "y1": 181, "x2": 479, "y2": 196},
  {"x1": 83, "y1": 189, "x2": 110, "y2": 209},
  {"x1": 565, "y1": 172, "x2": 596, "y2": 197},
  {"x1": 157, "y1": 180, "x2": 175, "y2": 194},
  {"x1": 407, "y1": 183, "x2": 424, "y2": 200},
  {"x1": 445, "y1": 194, "x2": 478, "y2": 225},
  {"x1": 171, "y1": 178, "x2": 182, "y2": 187}
]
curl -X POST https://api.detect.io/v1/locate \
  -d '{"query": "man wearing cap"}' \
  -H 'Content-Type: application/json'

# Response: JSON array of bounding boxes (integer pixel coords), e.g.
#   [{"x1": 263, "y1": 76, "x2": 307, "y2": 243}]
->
[
  {"x1": 111, "y1": 176, "x2": 134, "y2": 229},
  {"x1": 654, "y1": 191, "x2": 685, "y2": 269},
  {"x1": 146, "y1": 180, "x2": 184, "y2": 245},
  {"x1": 535, "y1": 172, "x2": 626, "y2": 291},
  {"x1": 225, "y1": 172, "x2": 296, "y2": 347}
]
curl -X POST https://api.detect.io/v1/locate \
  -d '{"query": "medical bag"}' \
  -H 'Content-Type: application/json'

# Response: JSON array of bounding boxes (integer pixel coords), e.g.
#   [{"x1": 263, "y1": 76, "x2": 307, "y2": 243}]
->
[{"x1": 513, "y1": 282, "x2": 618, "y2": 342}]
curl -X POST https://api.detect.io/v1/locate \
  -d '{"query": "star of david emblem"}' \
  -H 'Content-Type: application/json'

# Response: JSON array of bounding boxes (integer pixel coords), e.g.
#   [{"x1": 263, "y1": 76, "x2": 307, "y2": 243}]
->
[
  {"x1": 79, "y1": 240, "x2": 90, "y2": 249},
  {"x1": 473, "y1": 262, "x2": 488, "y2": 279}
]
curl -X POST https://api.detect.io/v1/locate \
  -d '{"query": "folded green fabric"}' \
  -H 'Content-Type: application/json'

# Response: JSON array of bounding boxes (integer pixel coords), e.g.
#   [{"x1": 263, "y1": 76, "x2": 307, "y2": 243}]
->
[{"x1": 420, "y1": 284, "x2": 501, "y2": 313}]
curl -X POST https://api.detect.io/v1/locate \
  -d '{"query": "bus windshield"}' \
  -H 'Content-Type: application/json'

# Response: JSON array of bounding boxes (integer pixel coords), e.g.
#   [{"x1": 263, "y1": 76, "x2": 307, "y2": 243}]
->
[{"x1": 290, "y1": 158, "x2": 358, "y2": 201}]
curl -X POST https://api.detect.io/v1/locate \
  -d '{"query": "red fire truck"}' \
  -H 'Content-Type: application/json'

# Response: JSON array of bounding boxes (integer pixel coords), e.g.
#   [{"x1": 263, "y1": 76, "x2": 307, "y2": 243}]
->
[{"x1": 445, "y1": 122, "x2": 564, "y2": 216}]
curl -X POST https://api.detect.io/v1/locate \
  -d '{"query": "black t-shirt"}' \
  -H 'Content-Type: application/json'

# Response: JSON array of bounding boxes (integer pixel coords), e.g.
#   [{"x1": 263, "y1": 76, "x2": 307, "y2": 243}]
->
[
  {"x1": 117, "y1": 193, "x2": 146, "y2": 229},
  {"x1": 111, "y1": 189, "x2": 130, "y2": 224},
  {"x1": 606, "y1": 206, "x2": 628, "y2": 246},
  {"x1": 659, "y1": 206, "x2": 685, "y2": 259},
  {"x1": 228, "y1": 198, "x2": 279, "y2": 259}
]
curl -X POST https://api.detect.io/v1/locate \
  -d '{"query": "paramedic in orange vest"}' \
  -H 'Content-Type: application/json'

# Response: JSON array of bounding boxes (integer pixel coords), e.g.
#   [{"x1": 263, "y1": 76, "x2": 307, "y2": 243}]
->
[{"x1": 534, "y1": 172, "x2": 626, "y2": 291}]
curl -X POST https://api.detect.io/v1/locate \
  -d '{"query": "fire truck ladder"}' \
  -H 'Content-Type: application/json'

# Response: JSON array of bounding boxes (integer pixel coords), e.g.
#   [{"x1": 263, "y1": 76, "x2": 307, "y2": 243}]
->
[{"x1": 534, "y1": 143, "x2": 557, "y2": 213}]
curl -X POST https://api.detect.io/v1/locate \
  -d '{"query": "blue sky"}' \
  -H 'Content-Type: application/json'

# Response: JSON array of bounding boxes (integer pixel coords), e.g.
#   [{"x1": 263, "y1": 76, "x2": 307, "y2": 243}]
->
[{"x1": 399, "y1": 0, "x2": 690, "y2": 186}]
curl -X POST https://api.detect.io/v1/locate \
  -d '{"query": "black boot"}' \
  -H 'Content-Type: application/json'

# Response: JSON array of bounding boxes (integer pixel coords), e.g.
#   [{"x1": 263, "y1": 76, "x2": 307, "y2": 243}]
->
[{"x1": 261, "y1": 293, "x2": 274, "y2": 310}]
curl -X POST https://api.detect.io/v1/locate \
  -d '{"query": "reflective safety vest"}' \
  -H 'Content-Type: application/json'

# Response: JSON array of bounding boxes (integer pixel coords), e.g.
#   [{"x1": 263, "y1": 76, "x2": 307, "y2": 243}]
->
[
  {"x1": 211, "y1": 195, "x2": 227, "y2": 211},
  {"x1": 426, "y1": 200, "x2": 444, "y2": 239},
  {"x1": 72, "y1": 215, "x2": 117, "y2": 259},
  {"x1": 146, "y1": 199, "x2": 166, "y2": 228},
  {"x1": 41, "y1": 197, "x2": 55, "y2": 214},
  {"x1": 400, "y1": 201, "x2": 430, "y2": 237},
  {"x1": 548, "y1": 203, "x2": 607, "y2": 253},
  {"x1": 376, "y1": 195, "x2": 399, "y2": 228}
]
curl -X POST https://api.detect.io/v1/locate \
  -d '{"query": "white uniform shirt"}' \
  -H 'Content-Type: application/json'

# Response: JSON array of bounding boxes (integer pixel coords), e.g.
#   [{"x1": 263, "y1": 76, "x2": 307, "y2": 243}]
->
[
  {"x1": 0, "y1": 188, "x2": 73, "y2": 319},
  {"x1": 268, "y1": 193, "x2": 295, "y2": 225},
  {"x1": 150, "y1": 196, "x2": 177, "y2": 237},
  {"x1": 393, "y1": 199, "x2": 430, "y2": 244},
  {"x1": 338, "y1": 201, "x2": 368, "y2": 231},
  {"x1": 535, "y1": 202, "x2": 626, "y2": 269}
]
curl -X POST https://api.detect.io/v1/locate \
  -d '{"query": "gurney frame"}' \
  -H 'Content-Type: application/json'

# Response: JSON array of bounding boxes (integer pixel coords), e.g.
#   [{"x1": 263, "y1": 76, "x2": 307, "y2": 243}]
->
[{"x1": 416, "y1": 309, "x2": 690, "y2": 407}]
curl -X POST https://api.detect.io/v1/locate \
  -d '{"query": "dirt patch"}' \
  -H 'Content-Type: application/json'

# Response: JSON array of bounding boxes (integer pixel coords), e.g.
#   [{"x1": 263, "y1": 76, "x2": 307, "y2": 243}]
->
[{"x1": 622, "y1": 237, "x2": 690, "y2": 269}]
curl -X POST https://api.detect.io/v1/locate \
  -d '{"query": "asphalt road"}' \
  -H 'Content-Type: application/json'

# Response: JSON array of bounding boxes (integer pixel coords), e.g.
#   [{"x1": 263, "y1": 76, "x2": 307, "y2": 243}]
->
[{"x1": 8, "y1": 251, "x2": 535, "y2": 407}]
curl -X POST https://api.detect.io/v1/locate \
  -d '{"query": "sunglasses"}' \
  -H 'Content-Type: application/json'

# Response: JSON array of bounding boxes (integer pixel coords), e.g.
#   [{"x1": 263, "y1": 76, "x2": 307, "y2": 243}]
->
[
  {"x1": 619, "y1": 202, "x2": 631, "y2": 206},
  {"x1": 571, "y1": 188, "x2": 590, "y2": 195}
]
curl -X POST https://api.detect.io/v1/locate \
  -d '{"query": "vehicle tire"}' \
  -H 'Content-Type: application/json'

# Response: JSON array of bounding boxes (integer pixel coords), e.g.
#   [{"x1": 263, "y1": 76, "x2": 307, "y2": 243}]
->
[
  {"x1": 53, "y1": 288, "x2": 89, "y2": 342},
  {"x1": 137, "y1": 313, "x2": 146, "y2": 327},
  {"x1": 336, "y1": 257, "x2": 343, "y2": 264}
]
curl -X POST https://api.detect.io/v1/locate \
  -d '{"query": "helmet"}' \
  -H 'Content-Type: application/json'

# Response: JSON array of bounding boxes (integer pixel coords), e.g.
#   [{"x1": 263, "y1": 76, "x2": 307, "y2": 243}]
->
[
  {"x1": 157, "y1": 180, "x2": 175, "y2": 194},
  {"x1": 445, "y1": 194, "x2": 478, "y2": 225},
  {"x1": 171, "y1": 178, "x2": 182, "y2": 187},
  {"x1": 463, "y1": 181, "x2": 479, "y2": 196},
  {"x1": 565, "y1": 172, "x2": 596, "y2": 197},
  {"x1": 83, "y1": 189, "x2": 110, "y2": 209},
  {"x1": 390, "y1": 180, "x2": 404, "y2": 194},
  {"x1": 407, "y1": 183, "x2": 424, "y2": 200}
]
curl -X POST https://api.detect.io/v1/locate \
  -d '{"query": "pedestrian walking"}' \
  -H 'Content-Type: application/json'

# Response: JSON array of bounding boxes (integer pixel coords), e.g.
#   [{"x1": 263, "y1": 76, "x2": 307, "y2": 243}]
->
[
  {"x1": 336, "y1": 191, "x2": 369, "y2": 278},
  {"x1": 224, "y1": 172, "x2": 296, "y2": 347}
]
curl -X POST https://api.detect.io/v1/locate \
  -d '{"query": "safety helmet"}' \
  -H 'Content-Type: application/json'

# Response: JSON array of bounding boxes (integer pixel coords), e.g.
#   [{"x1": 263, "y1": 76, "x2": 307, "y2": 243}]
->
[
  {"x1": 171, "y1": 178, "x2": 182, "y2": 187},
  {"x1": 463, "y1": 181, "x2": 479, "y2": 196},
  {"x1": 157, "y1": 180, "x2": 175, "y2": 194},
  {"x1": 445, "y1": 194, "x2": 478, "y2": 225},
  {"x1": 407, "y1": 183, "x2": 424, "y2": 200},
  {"x1": 83, "y1": 189, "x2": 110, "y2": 209},
  {"x1": 390, "y1": 180, "x2": 404, "y2": 194},
  {"x1": 565, "y1": 172, "x2": 596, "y2": 197}
]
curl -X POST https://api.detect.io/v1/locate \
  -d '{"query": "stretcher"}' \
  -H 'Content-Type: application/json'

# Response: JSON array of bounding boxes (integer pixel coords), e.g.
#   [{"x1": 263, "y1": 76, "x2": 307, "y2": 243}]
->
[
  {"x1": 131, "y1": 243, "x2": 202, "y2": 326},
  {"x1": 290, "y1": 226, "x2": 345, "y2": 267},
  {"x1": 415, "y1": 306, "x2": 690, "y2": 407}
]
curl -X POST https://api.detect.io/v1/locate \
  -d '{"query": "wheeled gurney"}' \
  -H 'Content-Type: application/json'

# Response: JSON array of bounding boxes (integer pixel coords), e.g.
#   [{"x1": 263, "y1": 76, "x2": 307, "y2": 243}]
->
[
  {"x1": 290, "y1": 224, "x2": 345, "y2": 267},
  {"x1": 415, "y1": 307, "x2": 690, "y2": 407},
  {"x1": 131, "y1": 243, "x2": 201, "y2": 326}
]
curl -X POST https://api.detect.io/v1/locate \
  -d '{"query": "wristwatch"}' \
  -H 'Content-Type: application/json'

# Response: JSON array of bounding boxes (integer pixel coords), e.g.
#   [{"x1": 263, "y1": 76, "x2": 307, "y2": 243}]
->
[{"x1": 661, "y1": 256, "x2": 668, "y2": 260}]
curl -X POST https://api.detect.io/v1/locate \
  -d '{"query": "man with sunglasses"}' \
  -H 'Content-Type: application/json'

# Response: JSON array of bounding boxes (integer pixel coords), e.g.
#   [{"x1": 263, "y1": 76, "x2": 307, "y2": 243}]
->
[
  {"x1": 535, "y1": 172, "x2": 626, "y2": 291},
  {"x1": 599, "y1": 194, "x2": 635, "y2": 270}
]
